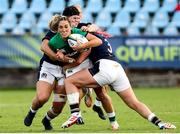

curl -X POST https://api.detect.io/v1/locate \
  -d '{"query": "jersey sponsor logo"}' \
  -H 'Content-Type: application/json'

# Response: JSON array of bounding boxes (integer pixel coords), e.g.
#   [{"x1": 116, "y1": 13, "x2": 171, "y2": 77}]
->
[
  {"x1": 41, "y1": 73, "x2": 47, "y2": 78},
  {"x1": 67, "y1": 69, "x2": 73, "y2": 73}
]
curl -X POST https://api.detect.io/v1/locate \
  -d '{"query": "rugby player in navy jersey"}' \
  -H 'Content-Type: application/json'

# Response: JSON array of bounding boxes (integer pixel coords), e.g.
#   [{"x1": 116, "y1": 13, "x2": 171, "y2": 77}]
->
[{"x1": 61, "y1": 29, "x2": 176, "y2": 130}]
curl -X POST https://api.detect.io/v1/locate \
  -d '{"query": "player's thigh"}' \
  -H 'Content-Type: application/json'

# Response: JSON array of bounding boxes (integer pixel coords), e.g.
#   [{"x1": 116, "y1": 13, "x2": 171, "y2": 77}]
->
[
  {"x1": 66, "y1": 69, "x2": 98, "y2": 88},
  {"x1": 117, "y1": 87, "x2": 138, "y2": 105},
  {"x1": 36, "y1": 80, "x2": 54, "y2": 99}
]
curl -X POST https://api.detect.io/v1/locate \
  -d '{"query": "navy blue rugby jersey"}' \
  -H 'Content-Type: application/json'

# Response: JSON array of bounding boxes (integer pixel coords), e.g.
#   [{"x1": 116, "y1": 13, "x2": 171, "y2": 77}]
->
[
  {"x1": 41, "y1": 30, "x2": 65, "y2": 66},
  {"x1": 89, "y1": 33, "x2": 116, "y2": 64}
]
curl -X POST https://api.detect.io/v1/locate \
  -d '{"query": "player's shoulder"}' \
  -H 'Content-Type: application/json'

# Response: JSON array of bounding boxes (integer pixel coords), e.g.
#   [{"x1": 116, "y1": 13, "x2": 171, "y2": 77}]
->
[{"x1": 42, "y1": 30, "x2": 57, "y2": 41}]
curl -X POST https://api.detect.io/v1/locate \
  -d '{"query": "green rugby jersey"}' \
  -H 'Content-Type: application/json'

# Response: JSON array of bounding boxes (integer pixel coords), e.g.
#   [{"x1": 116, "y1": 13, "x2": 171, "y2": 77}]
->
[{"x1": 49, "y1": 28, "x2": 87, "y2": 57}]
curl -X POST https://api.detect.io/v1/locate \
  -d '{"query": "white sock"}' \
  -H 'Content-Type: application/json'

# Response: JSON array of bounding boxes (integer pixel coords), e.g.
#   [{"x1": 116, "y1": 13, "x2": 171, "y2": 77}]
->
[
  {"x1": 94, "y1": 98, "x2": 102, "y2": 107},
  {"x1": 148, "y1": 113, "x2": 156, "y2": 122},
  {"x1": 67, "y1": 92, "x2": 79, "y2": 105},
  {"x1": 107, "y1": 112, "x2": 115, "y2": 118},
  {"x1": 30, "y1": 107, "x2": 37, "y2": 113},
  {"x1": 46, "y1": 114, "x2": 52, "y2": 121}
]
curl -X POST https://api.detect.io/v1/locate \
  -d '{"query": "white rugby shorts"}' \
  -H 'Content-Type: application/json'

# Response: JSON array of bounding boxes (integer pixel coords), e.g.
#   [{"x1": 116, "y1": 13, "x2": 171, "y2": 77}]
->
[
  {"x1": 39, "y1": 61, "x2": 64, "y2": 85},
  {"x1": 66, "y1": 58, "x2": 92, "y2": 77},
  {"x1": 91, "y1": 59, "x2": 131, "y2": 92}
]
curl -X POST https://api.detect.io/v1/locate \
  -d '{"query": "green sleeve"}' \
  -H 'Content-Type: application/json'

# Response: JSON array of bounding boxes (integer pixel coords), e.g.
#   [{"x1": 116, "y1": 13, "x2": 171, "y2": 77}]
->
[{"x1": 71, "y1": 28, "x2": 88, "y2": 37}]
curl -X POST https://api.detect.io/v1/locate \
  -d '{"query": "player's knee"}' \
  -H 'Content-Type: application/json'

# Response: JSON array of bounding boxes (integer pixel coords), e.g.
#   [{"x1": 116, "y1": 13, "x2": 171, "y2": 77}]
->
[
  {"x1": 37, "y1": 94, "x2": 49, "y2": 105},
  {"x1": 52, "y1": 93, "x2": 66, "y2": 114},
  {"x1": 96, "y1": 91, "x2": 107, "y2": 100}
]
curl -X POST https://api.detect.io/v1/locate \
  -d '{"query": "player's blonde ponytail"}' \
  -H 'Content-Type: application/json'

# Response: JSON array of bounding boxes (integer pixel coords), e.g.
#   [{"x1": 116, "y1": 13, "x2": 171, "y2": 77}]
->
[{"x1": 48, "y1": 14, "x2": 61, "y2": 32}]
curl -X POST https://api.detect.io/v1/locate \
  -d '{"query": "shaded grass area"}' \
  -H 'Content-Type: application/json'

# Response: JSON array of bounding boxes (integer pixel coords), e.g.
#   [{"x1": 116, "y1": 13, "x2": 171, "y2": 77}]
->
[{"x1": 0, "y1": 87, "x2": 179, "y2": 133}]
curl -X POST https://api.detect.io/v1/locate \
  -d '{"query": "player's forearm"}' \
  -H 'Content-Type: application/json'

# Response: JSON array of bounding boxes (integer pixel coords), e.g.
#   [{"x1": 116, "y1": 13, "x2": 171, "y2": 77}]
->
[
  {"x1": 40, "y1": 40, "x2": 57, "y2": 60},
  {"x1": 83, "y1": 38, "x2": 102, "y2": 49}
]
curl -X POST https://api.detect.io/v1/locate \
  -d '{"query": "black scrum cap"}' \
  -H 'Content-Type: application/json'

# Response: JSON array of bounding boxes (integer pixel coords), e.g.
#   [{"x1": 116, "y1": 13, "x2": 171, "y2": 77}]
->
[{"x1": 62, "y1": 6, "x2": 80, "y2": 17}]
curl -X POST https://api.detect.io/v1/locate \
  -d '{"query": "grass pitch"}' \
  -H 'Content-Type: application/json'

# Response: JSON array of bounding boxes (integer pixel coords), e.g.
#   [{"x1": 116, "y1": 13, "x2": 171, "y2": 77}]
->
[{"x1": 0, "y1": 87, "x2": 179, "y2": 133}]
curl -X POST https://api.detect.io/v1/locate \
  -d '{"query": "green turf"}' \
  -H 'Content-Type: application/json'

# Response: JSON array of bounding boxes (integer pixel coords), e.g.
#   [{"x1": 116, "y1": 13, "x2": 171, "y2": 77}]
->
[{"x1": 0, "y1": 87, "x2": 179, "y2": 133}]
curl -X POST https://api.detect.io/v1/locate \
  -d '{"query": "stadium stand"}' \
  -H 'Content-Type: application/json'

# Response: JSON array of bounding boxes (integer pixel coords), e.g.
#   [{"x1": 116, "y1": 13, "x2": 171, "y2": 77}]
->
[
  {"x1": 0, "y1": 25, "x2": 6, "y2": 35},
  {"x1": 131, "y1": 10, "x2": 149, "y2": 29},
  {"x1": 1, "y1": 0, "x2": 180, "y2": 88},
  {"x1": 12, "y1": 25, "x2": 26, "y2": 35},
  {"x1": 48, "y1": 0, "x2": 65, "y2": 14},
  {"x1": 152, "y1": 9, "x2": 169, "y2": 29},
  {"x1": 127, "y1": 25, "x2": 141, "y2": 35},
  {"x1": 171, "y1": 12, "x2": 180, "y2": 27},
  {"x1": 112, "y1": 9, "x2": 131, "y2": 29},
  {"x1": 95, "y1": 9, "x2": 112, "y2": 29},
  {"x1": 161, "y1": 0, "x2": 177, "y2": 13},
  {"x1": 81, "y1": 9, "x2": 94, "y2": 23},
  {"x1": 85, "y1": 0, "x2": 103, "y2": 14},
  {"x1": 10, "y1": 0, "x2": 28, "y2": 15},
  {"x1": 123, "y1": 0, "x2": 141, "y2": 14},
  {"x1": 36, "y1": 11, "x2": 53, "y2": 32},
  {"x1": 163, "y1": 23, "x2": 179, "y2": 35},
  {"x1": 107, "y1": 25, "x2": 121, "y2": 36},
  {"x1": 0, "y1": 0, "x2": 179, "y2": 36},
  {"x1": 104, "y1": 0, "x2": 121, "y2": 13},
  {"x1": 29, "y1": 0, "x2": 46, "y2": 14},
  {"x1": 68, "y1": 0, "x2": 84, "y2": 8},
  {"x1": 0, "y1": 0, "x2": 9, "y2": 15},
  {"x1": 141, "y1": 0, "x2": 160, "y2": 16},
  {"x1": 1, "y1": 12, "x2": 17, "y2": 32},
  {"x1": 18, "y1": 11, "x2": 36, "y2": 32}
]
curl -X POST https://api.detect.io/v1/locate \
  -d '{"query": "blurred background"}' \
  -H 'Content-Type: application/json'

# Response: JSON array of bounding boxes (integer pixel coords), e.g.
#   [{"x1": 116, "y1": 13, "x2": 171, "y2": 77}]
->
[{"x1": 0, "y1": 0, "x2": 180, "y2": 88}]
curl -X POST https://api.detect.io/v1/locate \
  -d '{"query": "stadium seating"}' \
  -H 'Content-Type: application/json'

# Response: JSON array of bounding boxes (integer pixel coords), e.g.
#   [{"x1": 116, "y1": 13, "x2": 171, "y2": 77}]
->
[
  {"x1": 10, "y1": 0, "x2": 28, "y2": 14},
  {"x1": 163, "y1": 24, "x2": 179, "y2": 35},
  {"x1": 131, "y1": 10, "x2": 149, "y2": 29},
  {"x1": 104, "y1": 0, "x2": 121, "y2": 13},
  {"x1": 161, "y1": 0, "x2": 178, "y2": 12},
  {"x1": 1, "y1": 12, "x2": 17, "y2": 31},
  {"x1": 171, "y1": 12, "x2": 180, "y2": 27},
  {"x1": 86, "y1": 0, "x2": 103, "y2": 14},
  {"x1": 0, "y1": 0, "x2": 179, "y2": 36},
  {"x1": 146, "y1": 25, "x2": 161, "y2": 35},
  {"x1": 68, "y1": 0, "x2": 84, "y2": 8},
  {"x1": 112, "y1": 9, "x2": 130, "y2": 28},
  {"x1": 0, "y1": 0, "x2": 9, "y2": 14},
  {"x1": 0, "y1": 25, "x2": 6, "y2": 35},
  {"x1": 12, "y1": 25, "x2": 26, "y2": 35},
  {"x1": 81, "y1": 9, "x2": 94, "y2": 23},
  {"x1": 123, "y1": 0, "x2": 140, "y2": 13},
  {"x1": 127, "y1": 25, "x2": 141, "y2": 35},
  {"x1": 29, "y1": 0, "x2": 46, "y2": 14},
  {"x1": 18, "y1": 11, "x2": 36, "y2": 31},
  {"x1": 48, "y1": 0, "x2": 65, "y2": 14},
  {"x1": 95, "y1": 10, "x2": 112, "y2": 29},
  {"x1": 107, "y1": 25, "x2": 121, "y2": 36},
  {"x1": 152, "y1": 9, "x2": 169, "y2": 29},
  {"x1": 141, "y1": 0, "x2": 159, "y2": 15},
  {"x1": 36, "y1": 12, "x2": 53, "y2": 31}
]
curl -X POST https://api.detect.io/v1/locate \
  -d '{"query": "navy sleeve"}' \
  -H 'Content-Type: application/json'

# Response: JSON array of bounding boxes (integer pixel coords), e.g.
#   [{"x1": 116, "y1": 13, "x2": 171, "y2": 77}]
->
[
  {"x1": 42, "y1": 30, "x2": 56, "y2": 41},
  {"x1": 77, "y1": 23, "x2": 92, "y2": 29}
]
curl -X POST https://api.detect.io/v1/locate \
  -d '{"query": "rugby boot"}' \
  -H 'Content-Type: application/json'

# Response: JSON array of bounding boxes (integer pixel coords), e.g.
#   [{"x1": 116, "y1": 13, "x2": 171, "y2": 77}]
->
[
  {"x1": 24, "y1": 110, "x2": 36, "y2": 126},
  {"x1": 61, "y1": 112, "x2": 80, "y2": 128},
  {"x1": 93, "y1": 105, "x2": 106, "y2": 120},
  {"x1": 158, "y1": 122, "x2": 176, "y2": 129},
  {"x1": 42, "y1": 117, "x2": 53, "y2": 130}
]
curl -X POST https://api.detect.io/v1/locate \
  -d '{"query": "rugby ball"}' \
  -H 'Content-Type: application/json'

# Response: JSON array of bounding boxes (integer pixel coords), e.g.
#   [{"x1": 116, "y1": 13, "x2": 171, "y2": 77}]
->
[{"x1": 67, "y1": 34, "x2": 88, "y2": 47}]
